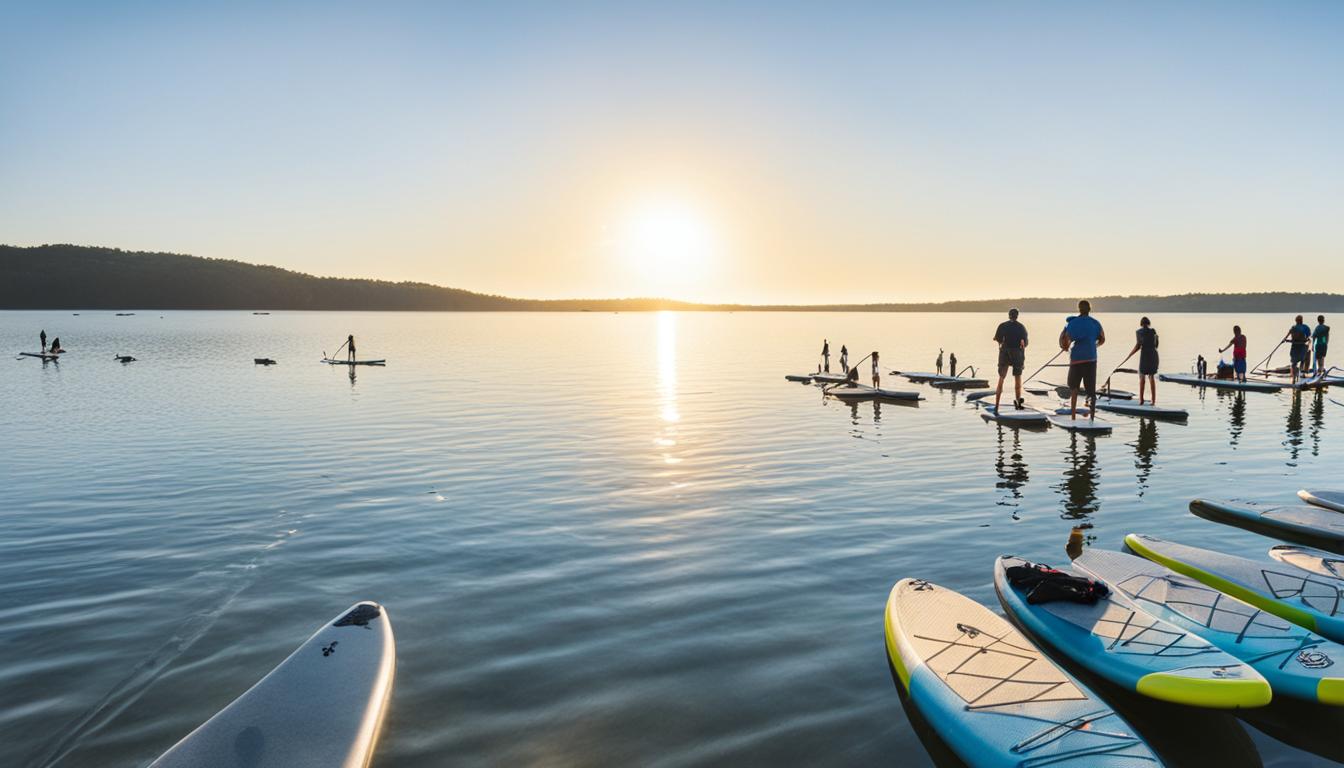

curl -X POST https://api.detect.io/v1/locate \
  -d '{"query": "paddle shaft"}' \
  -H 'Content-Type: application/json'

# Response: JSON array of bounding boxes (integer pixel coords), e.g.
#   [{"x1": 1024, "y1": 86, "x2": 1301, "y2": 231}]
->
[{"x1": 1023, "y1": 348, "x2": 1066, "y2": 385}]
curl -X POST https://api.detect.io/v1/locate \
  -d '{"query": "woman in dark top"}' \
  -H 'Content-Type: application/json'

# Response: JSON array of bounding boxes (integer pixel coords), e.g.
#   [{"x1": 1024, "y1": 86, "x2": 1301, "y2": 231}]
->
[{"x1": 1130, "y1": 317, "x2": 1159, "y2": 405}]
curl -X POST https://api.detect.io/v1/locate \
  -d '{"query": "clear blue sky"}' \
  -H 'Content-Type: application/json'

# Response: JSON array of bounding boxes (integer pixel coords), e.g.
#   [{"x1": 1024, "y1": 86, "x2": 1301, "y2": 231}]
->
[{"x1": 2, "y1": 1, "x2": 1341, "y2": 302}]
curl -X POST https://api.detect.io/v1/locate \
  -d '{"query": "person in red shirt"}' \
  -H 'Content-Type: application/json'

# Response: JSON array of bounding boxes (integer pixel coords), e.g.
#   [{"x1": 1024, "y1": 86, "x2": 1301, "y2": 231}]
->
[{"x1": 1218, "y1": 325, "x2": 1248, "y2": 383}]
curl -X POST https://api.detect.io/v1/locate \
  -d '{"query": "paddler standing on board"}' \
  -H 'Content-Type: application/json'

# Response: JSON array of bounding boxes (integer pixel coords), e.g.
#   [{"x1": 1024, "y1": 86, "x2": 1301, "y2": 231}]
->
[
  {"x1": 821, "y1": 339, "x2": 830, "y2": 373},
  {"x1": 992, "y1": 308, "x2": 1028, "y2": 411},
  {"x1": 936, "y1": 349, "x2": 944, "y2": 375},
  {"x1": 346, "y1": 334, "x2": 356, "y2": 364},
  {"x1": 1218, "y1": 325, "x2": 1248, "y2": 383},
  {"x1": 1284, "y1": 315, "x2": 1311, "y2": 385},
  {"x1": 839, "y1": 345, "x2": 849, "y2": 374},
  {"x1": 1313, "y1": 315, "x2": 1330, "y2": 376},
  {"x1": 40, "y1": 329, "x2": 47, "y2": 352},
  {"x1": 871, "y1": 351, "x2": 881, "y2": 387},
  {"x1": 1059, "y1": 300, "x2": 1105, "y2": 420}
]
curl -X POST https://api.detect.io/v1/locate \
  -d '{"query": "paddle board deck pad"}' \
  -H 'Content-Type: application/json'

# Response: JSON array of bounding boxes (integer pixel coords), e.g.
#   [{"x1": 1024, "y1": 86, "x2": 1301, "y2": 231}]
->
[
  {"x1": 1124, "y1": 534, "x2": 1344, "y2": 644},
  {"x1": 894, "y1": 371, "x2": 956, "y2": 383},
  {"x1": 1300, "y1": 490, "x2": 1344, "y2": 514},
  {"x1": 1074, "y1": 550, "x2": 1344, "y2": 705},
  {"x1": 1190, "y1": 499, "x2": 1344, "y2": 553},
  {"x1": 784, "y1": 374, "x2": 812, "y2": 382},
  {"x1": 827, "y1": 384, "x2": 921, "y2": 401},
  {"x1": 1157, "y1": 374, "x2": 1281, "y2": 393},
  {"x1": 885, "y1": 578, "x2": 1161, "y2": 768},
  {"x1": 979, "y1": 403, "x2": 1048, "y2": 424},
  {"x1": 1047, "y1": 414, "x2": 1114, "y2": 433},
  {"x1": 810, "y1": 372, "x2": 849, "y2": 384},
  {"x1": 322, "y1": 359, "x2": 387, "y2": 366},
  {"x1": 994, "y1": 556, "x2": 1270, "y2": 708},
  {"x1": 1268, "y1": 544, "x2": 1344, "y2": 581},
  {"x1": 1091, "y1": 399, "x2": 1188, "y2": 420},
  {"x1": 150, "y1": 601, "x2": 395, "y2": 768},
  {"x1": 930, "y1": 378, "x2": 990, "y2": 389}
]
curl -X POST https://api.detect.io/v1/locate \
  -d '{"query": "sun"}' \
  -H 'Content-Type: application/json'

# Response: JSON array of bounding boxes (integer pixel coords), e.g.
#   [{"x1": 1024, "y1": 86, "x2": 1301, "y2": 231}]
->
[{"x1": 615, "y1": 198, "x2": 717, "y2": 296}]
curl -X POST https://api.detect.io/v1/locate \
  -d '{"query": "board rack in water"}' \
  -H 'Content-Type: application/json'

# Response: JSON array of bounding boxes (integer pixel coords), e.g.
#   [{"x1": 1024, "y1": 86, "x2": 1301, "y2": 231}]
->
[{"x1": 322, "y1": 358, "x2": 387, "y2": 366}]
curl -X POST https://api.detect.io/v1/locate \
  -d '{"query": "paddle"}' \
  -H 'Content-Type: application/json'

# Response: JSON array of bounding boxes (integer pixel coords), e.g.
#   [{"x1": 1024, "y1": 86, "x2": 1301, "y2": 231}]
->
[
  {"x1": 1247, "y1": 338, "x2": 1286, "y2": 382},
  {"x1": 1023, "y1": 348, "x2": 1066, "y2": 385},
  {"x1": 1100, "y1": 350, "x2": 1137, "y2": 398},
  {"x1": 821, "y1": 352, "x2": 873, "y2": 392}
]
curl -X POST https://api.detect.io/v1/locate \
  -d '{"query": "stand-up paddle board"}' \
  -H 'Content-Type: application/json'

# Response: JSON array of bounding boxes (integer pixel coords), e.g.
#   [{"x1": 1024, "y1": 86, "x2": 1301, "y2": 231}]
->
[
  {"x1": 1157, "y1": 374, "x2": 1281, "y2": 393},
  {"x1": 811, "y1": 372, "x2": 848, "y2": 384},
  {"x1": 827, "y1": 383, "x2": 922, "y2": 401},
  {"x1": 150, "y1": 601, "x2": 395, "y2": 768},
  {"x1": 1043, "y1": 382, "x2": 1135, "y2": 400},
  {"x1": 994, "y1": 556, "x2": 1270, "y2": 708},
  {"x1": 1190, "y1": 499, "x2": 1344, "y2": 553},
  {"x1": 1125, "y1": 533, "x2": 1344, "y2": 644},
  {"x1": 1090, "y1": 398, "x2": 1188, "y2": 420},
  {"x1": 929, "y1": 377, "x2": 990, "y2": 390},
  {"x1": 322, "y1": 358, "x2": 387, "y2": 366},
  {"x1": 1268, "y1": 544, "x2": 1344, "y2": 581},
  {"x1": 979, "y1": 402, "x2": 1048, "y2": 424},
  {"x1": 18, "y1": 351, "x2": 61, "y2": 361},
  {"x1": 893, "y1": 371, "x2": 955, "y2": 383},
  {"x1": 1299, "y1": 490, "x2": 1344, "y2": 514},
  {"x1": 1074, "y1": 549, "x2": 1344, "y2": 705},
  {"x1": 784, "y1": 374, "x2": 812, "y2": 383},
  {"x1": 1047, "y1": 413, "x2": 1114, "y2": 433},
  {"x1": 885, "y1": 578, "x2": 1161, "y2": 768}
]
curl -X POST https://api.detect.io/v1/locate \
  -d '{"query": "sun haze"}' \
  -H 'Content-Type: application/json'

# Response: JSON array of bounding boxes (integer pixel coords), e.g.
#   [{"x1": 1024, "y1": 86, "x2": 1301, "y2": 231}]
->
[{"x1": 2, "y1": 3, "x2": 1341, "y2": 304}]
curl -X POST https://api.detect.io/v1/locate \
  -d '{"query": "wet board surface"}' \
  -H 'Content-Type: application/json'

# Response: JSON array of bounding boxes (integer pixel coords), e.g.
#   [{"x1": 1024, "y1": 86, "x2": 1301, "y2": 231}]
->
[
  {"x1": 885, "y1": 578, "x2": 1160, "y2": 768},
  {"x1": 322, "y1": 359, "x2": 387, "y2": 366},
  {"x1": 150, "y1": 601, "x2": 395, "y2": 768},
  {"x1": 1125, "y1": 533, "x2": 1344, "y2": 645},
  {"x1": 1074, "y1": 549, "x2": 1344, "y2": 705},
  {"x1": 1046, "y1": 414, "x2": 1114, "y2": 433},
  {"x1": 1190, "y1": 499, "x2": 1344, "y2": 554},
  {"x1": 826, "y1": 384, "x2": 921, "y2": 400},
  {"x1": 1268, "y1": 544, "x2": 1344, "y2": 581},
  {"x1": 994, "y1": 556, "x2": 1270, "y2": 709},
  {"x1": 1157, "y1": 374, "x2": 1281, "y2": 393},
  {"x1": 1091, "y1": 399, "x2": 1189, "y2": 420},
  {"x1": 979, "y1": 403, "x2": 1048, "y2": 423}
]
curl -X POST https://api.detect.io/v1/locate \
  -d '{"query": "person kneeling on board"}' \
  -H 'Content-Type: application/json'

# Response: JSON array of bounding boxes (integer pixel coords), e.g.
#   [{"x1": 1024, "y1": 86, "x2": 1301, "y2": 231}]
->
[
  {"x1": 992, "y1": 308, "x2": 1028, "y2": 410},
  {"x1": 49, "y1": 337, "x2": 63, "y2": 353},
  {"x1": 1131, "y1": 317, "x2": 1159, "y2": 405},
  {"x1": 1059, "y1": 300, "x2": 1104, "y2": 420},
  {"x1": 1218, "y1": 326, "x2": 1248, "y2": 383}
]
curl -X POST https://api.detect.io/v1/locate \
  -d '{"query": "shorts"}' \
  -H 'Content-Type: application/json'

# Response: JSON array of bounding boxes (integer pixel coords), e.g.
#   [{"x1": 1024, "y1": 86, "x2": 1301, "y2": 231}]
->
[
  {"x1": 1138, "y1": 349, "x2": 1159, "y2": 376},
  {"x1": 1316, "y1": 345, "x2": 1327, "y2": 362},
  {"x1": 1067, "y1": 360, "x2": 1098, "y2": 397},
  {"x1": 997, "y1": 348, "x2": 1024, "y2": 377},
  {"x1": 1234, "y1": 358, "x2": 1247, "y2": 375},
  {"x1": 1290, "y1": 345, "x2": 1308, "y2": 364}
]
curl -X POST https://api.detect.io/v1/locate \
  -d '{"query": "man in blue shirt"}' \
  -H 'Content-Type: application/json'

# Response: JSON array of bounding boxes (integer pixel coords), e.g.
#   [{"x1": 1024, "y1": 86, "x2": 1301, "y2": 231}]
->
[
  {"x1": 1283, "y1": 315, "x2": 1312, "y2": 385},
  {"x1": 1058, "y1": 300, "x2": 1105, "y2": 420}
]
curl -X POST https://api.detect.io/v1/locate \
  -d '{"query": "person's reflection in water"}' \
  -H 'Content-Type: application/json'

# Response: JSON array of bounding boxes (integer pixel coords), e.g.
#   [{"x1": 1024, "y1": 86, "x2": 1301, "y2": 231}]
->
[
  {"x1": 1284, "y1": 391, "x2": 1304, "y2": 466},
  {"x1": 1130, "y1": 419, "x2": 1158, "y2": 497},
  {"x1": 1227, "y1": 391, "x2": 1246, "y2": 447},
  {"x1": 348, "y1": 365, "x2": 357, "y2": 387},
  {"x1": 992, "y1": 424, "x2": 1029, "y2": 516},
  {"x1": 1056, "y1": 433, "x2": 1100, "y2": 520},
  {"x1": 1308, "y1": 390, "x2": 1325, "y2": 457}
]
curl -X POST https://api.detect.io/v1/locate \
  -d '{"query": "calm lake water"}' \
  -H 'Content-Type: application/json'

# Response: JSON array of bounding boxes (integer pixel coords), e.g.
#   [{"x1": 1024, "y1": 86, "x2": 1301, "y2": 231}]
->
[{"x1": 3, "y1": 310, "x2": 1342, "y2": 767}]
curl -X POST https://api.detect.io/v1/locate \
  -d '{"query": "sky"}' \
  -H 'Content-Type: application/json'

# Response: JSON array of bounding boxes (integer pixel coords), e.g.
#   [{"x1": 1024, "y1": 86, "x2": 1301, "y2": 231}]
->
[{"x1": 2, "y1": 1, "x2": 1342, "y2": 304}]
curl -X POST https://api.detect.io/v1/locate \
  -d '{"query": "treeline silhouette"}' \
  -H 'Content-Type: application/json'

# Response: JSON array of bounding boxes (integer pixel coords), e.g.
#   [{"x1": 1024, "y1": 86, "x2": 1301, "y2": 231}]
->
[{"x1": 4, "y1": 244, "x2": 1342, "y2": 312}]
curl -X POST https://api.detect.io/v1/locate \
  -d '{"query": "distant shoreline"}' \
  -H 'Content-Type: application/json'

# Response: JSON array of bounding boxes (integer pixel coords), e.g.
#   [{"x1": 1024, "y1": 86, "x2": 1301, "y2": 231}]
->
[{"x1": 5, "y1": 244, "x2": 1343, "y2": 313}]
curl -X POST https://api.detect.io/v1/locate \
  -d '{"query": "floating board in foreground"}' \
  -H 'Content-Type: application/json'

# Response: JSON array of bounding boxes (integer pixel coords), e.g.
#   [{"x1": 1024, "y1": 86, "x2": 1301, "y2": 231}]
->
[
  {"x1": 994, "y1": 556, "x2": 1270, "y2": 708},
  {"x1": 1074, "y1": 549, "x2": 1344, "y2": 705},
  {"x1": 1189, "y1": 499, "x2": 1344, "y2": 554},
  {"x1": 979, "y1": 403, "x2": 1048, "y2": 424},
  {"x1": 1047, "y1": 413, "x2": 1114, "y2": 433},
  {"x1": 322, "y1": 358, "x2": 387, "y2": 366},
  {"x1": 1299, "y1": 489, "x2": 1344, "y2": 514},
  {"x1": 826, "y1": 383, "x2": 921, "y2": 401},
  {"x1": 885, "y1": 578, "x2": 1160, "y2": 768},
  {"x1": 1125, "y1": 533, "x2": 1344, "y2": 644},
  {"x1": 1090, "y1": 398, "x2": 1188, "y2": 420},
  {"x1": 784, "y1": 374, "x2": 812, "y2": 383},
  {"x1": 150, "y1": 601, "x2": 395, "y2": 768},
  {"x1": 1157, "y1": 374, "x2": 1281, "y2": 393}
]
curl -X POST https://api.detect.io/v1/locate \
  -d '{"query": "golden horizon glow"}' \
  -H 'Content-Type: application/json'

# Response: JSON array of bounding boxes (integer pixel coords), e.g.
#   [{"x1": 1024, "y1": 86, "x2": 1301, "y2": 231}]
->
[{"x1": 611, "y1": 198, "x2": 719, "y2": 299}]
